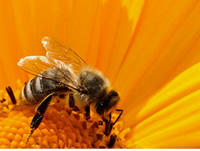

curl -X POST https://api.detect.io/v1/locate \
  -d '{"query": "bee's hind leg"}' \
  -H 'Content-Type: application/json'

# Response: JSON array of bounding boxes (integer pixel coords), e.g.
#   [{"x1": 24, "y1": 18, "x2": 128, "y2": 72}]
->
[{"x1": 26, "y1": 92, "x2": 55, "y2": 142}]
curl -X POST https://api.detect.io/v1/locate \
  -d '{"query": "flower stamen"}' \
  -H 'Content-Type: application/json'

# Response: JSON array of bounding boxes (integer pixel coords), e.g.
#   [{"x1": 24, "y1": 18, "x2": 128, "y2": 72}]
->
[{"x1": 0, "y1": 81, "x2": 129, "y2": 148}]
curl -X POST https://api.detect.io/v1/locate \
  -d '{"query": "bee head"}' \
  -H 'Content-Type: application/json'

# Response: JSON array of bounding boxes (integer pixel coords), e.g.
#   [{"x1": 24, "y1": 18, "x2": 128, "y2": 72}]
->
[{"x1": 95, "y1": 90, "x2": 120, "y2": 116}]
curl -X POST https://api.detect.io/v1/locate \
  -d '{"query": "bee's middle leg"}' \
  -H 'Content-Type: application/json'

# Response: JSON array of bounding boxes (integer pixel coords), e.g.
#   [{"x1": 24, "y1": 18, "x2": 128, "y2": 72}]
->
[
  {"x1": 69, "y1": 93, "x2": 80, "y2": 111},
  {"x1": 69, "y1": 93, "x2": 90, "y2": 120},
  {"x1": 84, "y1": 105, "x2": 90, "y2": 120}
]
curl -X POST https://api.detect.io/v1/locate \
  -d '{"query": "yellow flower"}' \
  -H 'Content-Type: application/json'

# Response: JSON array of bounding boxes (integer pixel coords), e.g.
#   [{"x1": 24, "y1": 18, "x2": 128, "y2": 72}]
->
[{"x1": 0, "y1": 0, "x2": 200, "y2": 148}]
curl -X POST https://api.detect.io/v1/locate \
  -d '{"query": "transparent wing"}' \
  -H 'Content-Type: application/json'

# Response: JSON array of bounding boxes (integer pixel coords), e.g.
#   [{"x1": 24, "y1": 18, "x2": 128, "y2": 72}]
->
[
  {"x1": 18, "y1": 56, "x2": 81, "y2": 91},
  {"x1": 42, "y1": 36, "x2": 89, "y2": 74}
]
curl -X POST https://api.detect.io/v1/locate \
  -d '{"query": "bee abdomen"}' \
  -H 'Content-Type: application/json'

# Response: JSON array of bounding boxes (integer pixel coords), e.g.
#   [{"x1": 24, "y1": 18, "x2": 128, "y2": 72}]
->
[
  {"x1": 20, "y1": 77, "x2": 45, "y2": 104},
  {"x1": 20, "y1": 67, "x2": 72, "y2": 105},
  {"x1": 20, "y1": 75, "x2": 70, "y2": 105}
]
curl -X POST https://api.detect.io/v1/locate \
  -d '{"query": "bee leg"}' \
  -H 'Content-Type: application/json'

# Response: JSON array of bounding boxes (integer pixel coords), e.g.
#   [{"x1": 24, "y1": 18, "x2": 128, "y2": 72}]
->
[
  {"x1": 107, "y1": 134, "x2": 117, "y2": 148},
  {"x1": 69, "y1": 93, "x2": 80, "y2": 111},
  {"x1": 103, "y1": 109, "x2": 123, "y2": 136},
  {"x1": 103, "y1": 113, "x2": 113, "y2": 136},
  {"x1": 112, "y1": 109, "x2": 123, "y2": 125},
  {"x1": 84, "y1": 105, "x2": 90, "y2": 120},
  {"x1": 68, "y1": 93, "x2": 90, "y2": 119},
  {"x1": 26, "y1": 93, "x2": 55, "y2": 142},
  {"x1": 6, "y1": 86, "x2": 17, "y2": 105},
  {"x1": 69, "y1": 93, "x2": 75, "y2": 108}
]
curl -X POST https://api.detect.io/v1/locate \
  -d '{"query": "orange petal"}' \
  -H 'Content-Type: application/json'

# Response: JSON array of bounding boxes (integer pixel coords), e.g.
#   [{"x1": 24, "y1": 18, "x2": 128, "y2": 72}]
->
[{"x1": 127, "y1": 63, "x2": 200, "y2": 148}]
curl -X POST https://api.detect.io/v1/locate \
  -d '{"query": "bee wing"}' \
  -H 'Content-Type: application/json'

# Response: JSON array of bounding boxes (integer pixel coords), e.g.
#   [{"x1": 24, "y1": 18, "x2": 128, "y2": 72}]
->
[
  {"x1": 18, "y1": 56, "x2": 81, "y2": 91},
  {"x1": 42, "y1": 36, "x2": 89, "y2": 74}
]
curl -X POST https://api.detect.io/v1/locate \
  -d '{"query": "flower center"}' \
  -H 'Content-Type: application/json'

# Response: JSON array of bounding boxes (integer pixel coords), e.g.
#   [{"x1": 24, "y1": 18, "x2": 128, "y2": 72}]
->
[{"x1": 0, "y1": 80, "x2": 129, "y2": 148}]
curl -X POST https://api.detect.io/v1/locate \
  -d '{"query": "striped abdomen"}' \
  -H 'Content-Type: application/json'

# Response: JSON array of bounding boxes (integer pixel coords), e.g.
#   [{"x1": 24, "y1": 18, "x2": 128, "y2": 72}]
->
[{"x1": 20, "y1": 68, "x2": 70, "y2": 104}]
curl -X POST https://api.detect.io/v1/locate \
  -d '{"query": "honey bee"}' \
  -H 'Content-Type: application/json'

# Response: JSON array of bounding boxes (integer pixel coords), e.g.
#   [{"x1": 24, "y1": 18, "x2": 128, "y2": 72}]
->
[{"x1": 18, "y1": 36, "x2": 123, "y2": 144}]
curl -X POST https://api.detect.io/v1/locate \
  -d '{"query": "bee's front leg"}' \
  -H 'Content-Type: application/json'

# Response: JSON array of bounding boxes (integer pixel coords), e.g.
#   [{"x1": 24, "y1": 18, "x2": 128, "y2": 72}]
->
[
  {"x1": 103, "y1": 109, "x2": 123, "y2": 136},
  {"x1": 103, "y1": 113, "x2": 113, "y2": 136},
  {"x1": 107, "y1": 134, "x2": 117, "y2": 148},
  {"x1": 27, "y1": 92, "x2": 55, "y2": 142}
]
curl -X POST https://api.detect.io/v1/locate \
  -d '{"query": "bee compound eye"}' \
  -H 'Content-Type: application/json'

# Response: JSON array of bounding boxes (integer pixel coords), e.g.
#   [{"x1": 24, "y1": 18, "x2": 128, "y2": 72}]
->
[
  {"x1": 109, "y1": 90, "x2": 119, "y2": 97},
  {"x1": 95, "y1": 101, "x2": 106, "y2": 115}
]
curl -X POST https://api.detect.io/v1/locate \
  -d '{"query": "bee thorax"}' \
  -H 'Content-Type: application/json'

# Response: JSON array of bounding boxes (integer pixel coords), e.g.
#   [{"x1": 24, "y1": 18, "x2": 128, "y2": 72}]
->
[{"x1": 79, "y1": 70, "x2": 108, "y2": 101}]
